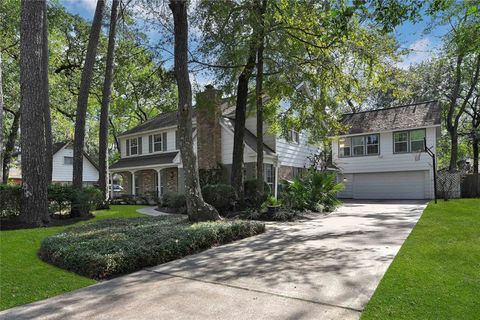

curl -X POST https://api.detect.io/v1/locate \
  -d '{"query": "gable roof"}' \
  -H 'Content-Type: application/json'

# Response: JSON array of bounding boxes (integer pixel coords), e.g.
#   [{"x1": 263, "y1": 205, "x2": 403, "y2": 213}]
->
[
  {"x1": 119, "y1": 111, "x2": 179, "y2": 137},
  {"x1": 340, "y1": 101, "x2": 441, "y2": 135},
  {"x1": 221, "y1": 117, "x2": 276, "y2": 156}
]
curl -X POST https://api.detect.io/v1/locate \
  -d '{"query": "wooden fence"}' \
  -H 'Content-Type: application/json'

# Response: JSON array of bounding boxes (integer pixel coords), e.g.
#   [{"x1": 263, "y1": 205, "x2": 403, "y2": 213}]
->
[{"x1": 461, "y1": 174, "x2": 480, "y2": 198}]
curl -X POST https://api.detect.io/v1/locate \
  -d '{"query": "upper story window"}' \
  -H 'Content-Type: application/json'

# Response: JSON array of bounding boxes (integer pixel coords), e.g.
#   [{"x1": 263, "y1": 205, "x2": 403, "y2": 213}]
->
[
  {"x1": 64, "y1": 156, "x2": 73, "y2": 165},
  {"x1": 130, "y1": 138, "x2": 139, "y2": 155},
  {"x1": 148, "y1": 132, "x2": 168, "y2": 153},
  {"x1": 394, "y1": 129, "x2": 425, "y2": 153},
  {"x1": 339, "y1": 133, "x2": 379, "y2": 157},
  {"x1": 126, "y1": 137, "x2": 142, "y2": 156},
  {"x1": 287, "y1": 129, "x2": 300, "y2": 144},
  {"x1": 153, "y1": 134, "x2": 162, "y2": 152}
]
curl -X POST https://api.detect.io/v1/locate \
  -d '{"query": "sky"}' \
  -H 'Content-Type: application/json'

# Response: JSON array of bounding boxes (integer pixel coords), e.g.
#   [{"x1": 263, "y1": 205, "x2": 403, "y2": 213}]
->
[{"x1": 59, "y1": 0, "x2": 450, "y2": 77}]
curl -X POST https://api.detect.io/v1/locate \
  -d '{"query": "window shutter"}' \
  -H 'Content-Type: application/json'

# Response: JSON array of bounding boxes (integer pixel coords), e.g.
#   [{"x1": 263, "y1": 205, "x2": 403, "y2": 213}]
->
[
  {"x1": 175, "y1": 130, "x2": 178, "y2": 149},
  {"x1": 138, "y1": 137, "x2": 143, "y2": 155},
  {"x1": 163, "y1": 132, "x2": 167, "y2": 151},
  {"x1": 126, "y1": 139, "x2": 130, "y2": 156},
  {"x1": 149, "y1": 135, "x2": 153, "y2": 153}
]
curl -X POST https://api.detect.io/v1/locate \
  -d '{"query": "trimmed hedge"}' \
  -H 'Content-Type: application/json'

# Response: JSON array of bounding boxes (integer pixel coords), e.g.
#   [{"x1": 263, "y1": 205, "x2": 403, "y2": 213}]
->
[
  {"x1": 160, "y1": 192, "x2": 186, "y2": 209},
  {"x1": 39, "y1": 216, "x2": 265, "y2": 279},
  {"x1": 202, "y1": 184, "x2": 236, "y2": 213},
  {"x1": 0, "y1": 184, "x2": 103, "y2": 219}
]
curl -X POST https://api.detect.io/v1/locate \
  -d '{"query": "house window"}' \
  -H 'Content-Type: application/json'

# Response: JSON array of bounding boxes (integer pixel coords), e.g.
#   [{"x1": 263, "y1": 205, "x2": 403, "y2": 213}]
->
[
  {"x1": 366, "y1": 134, "x2": 379, "y2": 155},
  {"x1": 287, "y1": 129, "x2": 300, "y2": 143},
  {"x1": 64, "y1": 156, "x2": 73, "y2": 165},
  {"x1": 394, "y1": 129, "x2": 426, "y2": 153},
  {"x1": 339, "y1": 138, "x2": 351, "y2": 157},
  {"x1": 264, "y1": 164, "x2": 274, "y2": 191},
  {"x1": 338, "y1": 133, "x2": 379, "y2": 157},
  {"x1": 130, "y1": 138, "x2": 138, "y2": 155},
  {"x1": 153, "y1": 134, "x2": 162, "y2": 152},
  {"x1": 352, "y1": 136, "x2": 365, "y2": 156},
  {"x1": 410, "y1": 129, "x2": 425, "y2": 152}
]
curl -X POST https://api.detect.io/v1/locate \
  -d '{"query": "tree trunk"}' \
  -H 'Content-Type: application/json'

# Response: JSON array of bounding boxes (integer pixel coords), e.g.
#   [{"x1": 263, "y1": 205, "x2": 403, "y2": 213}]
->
[
  {"x1": 231, "y1": 40, "x2": 257, "y2": 204},
  {"x1": 72, "y1": 0, "x2": 105, "y2": 194},
  {"x1": 19, "y1": 0, "x2": 49, "y2": 226},
  {"x1": 2, "y1": 109, "x2": 20, "y2": 184},
  {"x1": 255, "y1": 0, "x2": 267, "y2": 205},
  {"x1": 449, "y1": 130, "x2": 458, "y2": 171},
  {"x1": 169, "y1": 0, "x2": 220, "y2": 222},
  {"x1": 473, "y1": 135, "x2": 479, "y2": 174},
  {"x1": 99, "y1": 0, "x2": 119, "y2": 202},
  {"x1": 0, "y1": 53, "x2": 4, "y2": 183},
  {"x1": 42, "y1": 0, "x2": 52, "y2": 184},
  {"x1": 109, "y1": 117, "x2": 121, "y2": 151}
]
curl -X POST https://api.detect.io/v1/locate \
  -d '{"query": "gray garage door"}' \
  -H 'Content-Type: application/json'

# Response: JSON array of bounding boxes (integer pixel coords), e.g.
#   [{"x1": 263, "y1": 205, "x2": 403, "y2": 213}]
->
[{"x1": 352, "y1": 171, "x2": 427, "y2": 199}]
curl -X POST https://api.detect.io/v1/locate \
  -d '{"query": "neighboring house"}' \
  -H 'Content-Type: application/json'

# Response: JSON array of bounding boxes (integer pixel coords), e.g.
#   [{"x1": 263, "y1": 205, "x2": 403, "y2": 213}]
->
[
  {"x1": 109, "y1": 86, "x2": 319, "y2": 199},
  {"x1": 332, "y1": 101, "x2": 441, "y2": 200},
  {"x1": 11, "y1": 142, "x2": 99, "y2": 185}
]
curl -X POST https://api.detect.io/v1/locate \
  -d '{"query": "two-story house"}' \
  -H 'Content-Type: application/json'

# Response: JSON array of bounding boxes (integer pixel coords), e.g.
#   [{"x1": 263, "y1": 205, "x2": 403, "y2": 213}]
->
[
  {"x1": 109, "y1": 86, "x2": 319, "y2": 199},
  {"x1": 332, "y1": 101, "x2": 441, "y2": 200}
]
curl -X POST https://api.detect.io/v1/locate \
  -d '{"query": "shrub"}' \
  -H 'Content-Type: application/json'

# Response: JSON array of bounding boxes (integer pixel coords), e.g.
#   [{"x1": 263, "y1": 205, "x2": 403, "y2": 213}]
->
[
  {"x1": 0, "y1": 184, "x2": 103, "y2": 220},
  {"x1": 161, "y1": 192, "x2": 186, "y2": 209},
  {"x1": 39, "y1": 216, "x2": 265, "y2": 279},
  {"x1": 0, "y1": 184, "x2": 21, "y2": 218},
  {"x1": 244, "y1": 179, "x2": 270, "y2": 207},
  {"x1": 281, "y1": 170, "x2": 344, "y2": 212},
  {"x1": 202, "y1": 184, "x2": 236, "y2": 213}
]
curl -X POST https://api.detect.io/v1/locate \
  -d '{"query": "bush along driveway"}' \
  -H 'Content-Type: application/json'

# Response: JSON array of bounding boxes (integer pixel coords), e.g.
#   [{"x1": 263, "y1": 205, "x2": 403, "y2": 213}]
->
[
  {"x1": 0, "y1": 201, "x2": 426, "y2": 320},
  {"x1": 362, "y1": 199, "x2": 480, "y2": 320}
]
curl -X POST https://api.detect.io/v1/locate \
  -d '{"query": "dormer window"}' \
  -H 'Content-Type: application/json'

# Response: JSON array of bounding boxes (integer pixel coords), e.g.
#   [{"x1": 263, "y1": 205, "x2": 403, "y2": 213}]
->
[{"x1": 287, "y1": 129, "x2": 300, "y2": 144}]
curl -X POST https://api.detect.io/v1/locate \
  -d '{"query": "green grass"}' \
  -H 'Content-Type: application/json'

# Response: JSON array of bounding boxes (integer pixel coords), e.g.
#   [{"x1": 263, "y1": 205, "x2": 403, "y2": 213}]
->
[
  {"x1": 362, "y1": 199, "x2": 480, "y2": 320},
  {"x1": 0, "y1": 205, "x2": 144, "y2": 311}
]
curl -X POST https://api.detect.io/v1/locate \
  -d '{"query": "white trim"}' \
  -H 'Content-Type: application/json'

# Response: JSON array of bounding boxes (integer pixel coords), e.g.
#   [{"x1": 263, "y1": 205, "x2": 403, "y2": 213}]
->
[
  {"x1": 331, "y1": 124, "x2": 440, "y2": 138},
  {"x1": 118, "y1": 120, "x2": 197, "y2": 138},
  {"x1": 110, "y1": 164, "x2": 179, "y2": 173}
]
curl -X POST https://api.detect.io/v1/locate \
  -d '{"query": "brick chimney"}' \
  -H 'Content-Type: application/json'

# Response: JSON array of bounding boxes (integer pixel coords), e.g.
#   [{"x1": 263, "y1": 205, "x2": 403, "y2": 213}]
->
[{"x1": 196, "y1": 85, "x2": 222, "y2": 170}]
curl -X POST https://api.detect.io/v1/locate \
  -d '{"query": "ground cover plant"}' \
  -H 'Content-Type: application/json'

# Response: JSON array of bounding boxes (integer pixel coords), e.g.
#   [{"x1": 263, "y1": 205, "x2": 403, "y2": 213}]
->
[
  {"x1": 39, "y1": 216, "x2": 265, "y2": 279},
  {"x1": 362, "y1": 199, "x2": 480, "y2": 320},
  {"x1": 0, "y1": 205, "x2": 144, "y2": 311}
]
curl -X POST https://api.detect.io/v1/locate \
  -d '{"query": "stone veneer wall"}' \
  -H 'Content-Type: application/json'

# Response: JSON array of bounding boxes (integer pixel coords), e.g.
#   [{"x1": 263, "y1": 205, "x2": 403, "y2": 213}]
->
[
  {"x1": 138, "y1": 170, "x2": 156, "y2": 195},
  {"x1": 163, "y1": 168, "x2": 178, "y2": 193}
]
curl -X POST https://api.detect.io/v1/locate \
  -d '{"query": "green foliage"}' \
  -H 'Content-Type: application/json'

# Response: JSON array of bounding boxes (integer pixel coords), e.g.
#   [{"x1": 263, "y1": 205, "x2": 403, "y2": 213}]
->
[
  {"x1": 244, "y1": 179, "x2": 270, "y2": 206},
  {"x1": 0, "y1": 184, "x2": 103, "y2": 220},
  {"x1": 201, "y1": 184, "x2": 236, "y2": 213},
  {"x1": 261, "y1": 196, "x2": 281, "y2": 209},
  {"x1": 281, "y1": 170, "x2": 344, "y2": 212},
  {"x1": 0, "y1": 184, "x2": 21, "y2": 218},
  {"x1": 39, "y1": 216, "x2": 265, "y2": 279},
  {"x1": 160, "y1": 192, "x2": 186, "y2": 209}
]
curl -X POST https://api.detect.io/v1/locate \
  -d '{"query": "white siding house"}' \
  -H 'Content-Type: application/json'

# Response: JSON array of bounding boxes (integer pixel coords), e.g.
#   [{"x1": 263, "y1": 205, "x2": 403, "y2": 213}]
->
[
  {"x1": 109, "y1": 86, "x2": 320, "y2": 199},
  {"x1": 52, "y1": 144, "x2": 99, "y2": 184},
  {"x1": 332, "y1": 101, "x2": 441, "y2": 200}
]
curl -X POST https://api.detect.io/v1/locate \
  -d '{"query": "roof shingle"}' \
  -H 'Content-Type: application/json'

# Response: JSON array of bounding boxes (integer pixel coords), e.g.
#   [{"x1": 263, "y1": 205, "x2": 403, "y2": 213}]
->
[
  {"x1": 340, "y1": 101, "x2": 441, "y2": 135},
  {"x1": 110, "y1": 152, "x2": 178, "y2": 170}
]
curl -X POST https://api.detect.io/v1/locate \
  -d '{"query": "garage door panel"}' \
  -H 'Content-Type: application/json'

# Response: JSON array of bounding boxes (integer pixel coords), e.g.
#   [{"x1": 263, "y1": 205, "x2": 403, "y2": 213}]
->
[{"x1": 353, "y1": 171, "x2": 426, "y2": 199}]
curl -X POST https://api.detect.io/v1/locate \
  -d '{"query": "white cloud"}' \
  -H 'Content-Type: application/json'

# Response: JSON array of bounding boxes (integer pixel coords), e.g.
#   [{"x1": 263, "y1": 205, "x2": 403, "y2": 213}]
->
[
  {"x1": 61, "y1": 0, "x2": 97, "y2": 16},
  {"x1": 397, "y1": 38, "x2": 437, "y2": 69}
]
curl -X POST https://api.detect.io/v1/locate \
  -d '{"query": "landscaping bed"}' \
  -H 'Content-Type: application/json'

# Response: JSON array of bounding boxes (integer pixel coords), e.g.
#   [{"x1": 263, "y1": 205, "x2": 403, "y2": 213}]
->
[
  {"x1": 39, "y1": 216, "x2": 265, "y2": 279},
  {"x1": 361, "y1": 199, "x2": 480, "y2": 319}
]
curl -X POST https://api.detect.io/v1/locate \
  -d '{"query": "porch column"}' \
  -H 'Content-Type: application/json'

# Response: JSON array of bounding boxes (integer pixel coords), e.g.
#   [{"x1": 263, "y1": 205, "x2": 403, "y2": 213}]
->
[
  {"x1": 274, "y1": 165, "x2": 279, "y2": 199},
  {"x1": 131, "y1": 171, "x2": 136, "y2": 196},
  {"x1": 157, "y1": 169, "x2": 162, "y2": 199}
]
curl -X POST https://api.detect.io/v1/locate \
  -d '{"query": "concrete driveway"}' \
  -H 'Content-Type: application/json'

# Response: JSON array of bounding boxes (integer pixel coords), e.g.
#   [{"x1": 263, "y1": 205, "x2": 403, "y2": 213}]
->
[{"x1": 0, "y1": 200, "x2": 426, "y2": 320}]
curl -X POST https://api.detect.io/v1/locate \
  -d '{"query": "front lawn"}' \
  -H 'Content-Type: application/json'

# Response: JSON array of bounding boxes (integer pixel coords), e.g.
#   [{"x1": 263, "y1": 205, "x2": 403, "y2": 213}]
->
[
  {"x1": 362, "y1": 199, "x2": 480, "y2": 319},
  {"x1": 0, "y1": 205, "x2": 144, "y2": 310}
]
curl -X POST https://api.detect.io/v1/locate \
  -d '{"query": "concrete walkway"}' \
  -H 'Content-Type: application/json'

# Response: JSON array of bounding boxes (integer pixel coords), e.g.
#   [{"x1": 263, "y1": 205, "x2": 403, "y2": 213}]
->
[
  {"x1": 0, "y1": 200, "x2": 426, "y2": 320},
  {"x1": 135, "y1": 206, "x2": 171, "y2": 216}
]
